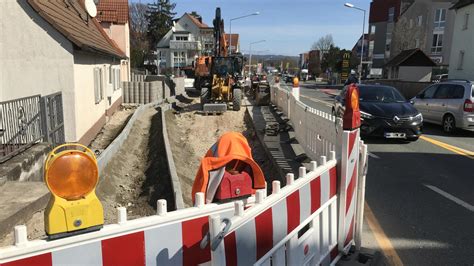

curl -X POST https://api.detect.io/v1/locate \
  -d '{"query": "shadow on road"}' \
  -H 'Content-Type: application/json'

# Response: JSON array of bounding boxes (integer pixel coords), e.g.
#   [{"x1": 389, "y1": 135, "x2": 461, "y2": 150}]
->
[{"x1": 422, "y1": 123, "x2": 474, "y2": 138}]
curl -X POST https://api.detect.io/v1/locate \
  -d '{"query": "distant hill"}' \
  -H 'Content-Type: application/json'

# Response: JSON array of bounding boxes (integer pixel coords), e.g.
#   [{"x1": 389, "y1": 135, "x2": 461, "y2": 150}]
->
[{"x1": 244, "y1": 54, "x2": 299, "y2": 69}]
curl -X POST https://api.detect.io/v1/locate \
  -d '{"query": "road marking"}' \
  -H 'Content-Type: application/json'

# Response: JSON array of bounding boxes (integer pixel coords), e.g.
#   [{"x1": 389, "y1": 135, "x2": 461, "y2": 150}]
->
[
  {"x1": 364, "y1": 202, "x2": 404, "y2": 266},
  {"x1": 300, "y1": 95, "x2": 333, "y2": 108},
  {"x1": 420, "y1": 135, "x2": 474, "y2": 160},
  {"x1": 424, "y1": 184, "x2": 474, "y2": 212},
  {"x1": 368, "y1": 152, "x2": 380, "y2": 159}
]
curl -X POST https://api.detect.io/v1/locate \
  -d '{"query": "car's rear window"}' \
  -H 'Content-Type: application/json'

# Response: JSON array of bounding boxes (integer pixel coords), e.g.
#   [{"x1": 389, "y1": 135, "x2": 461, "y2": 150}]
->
[{"x1": 359, "y1": 86, "x2": 406, "y2": 103}]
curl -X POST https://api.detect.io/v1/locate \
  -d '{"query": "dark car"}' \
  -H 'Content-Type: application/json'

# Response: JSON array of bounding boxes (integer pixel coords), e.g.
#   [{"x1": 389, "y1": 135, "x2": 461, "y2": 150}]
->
[
  {"x1": 333, "y1": 85, "x2": 423, "y2": 141},
  {"x1": 285, "y1": 75, "x2": 295, "y2": 83}
]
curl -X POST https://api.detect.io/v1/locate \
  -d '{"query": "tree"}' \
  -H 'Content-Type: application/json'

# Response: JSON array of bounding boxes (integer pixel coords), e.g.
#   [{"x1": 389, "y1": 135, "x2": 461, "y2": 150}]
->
[
  {"x1": 311, "y1": 34, "x2": 334, "y2": 53},
  {"x1": 129, "y1": 3, "x2": 149, "y2": 68},
  {"x1": 146, "y1": 0, "x2": 177, "y2": 51}
]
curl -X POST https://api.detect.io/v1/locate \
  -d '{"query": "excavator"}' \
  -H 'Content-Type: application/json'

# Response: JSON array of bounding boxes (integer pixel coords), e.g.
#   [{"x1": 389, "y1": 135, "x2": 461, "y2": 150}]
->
[{"x1": 194, "y1": 7, "x2": 244, "y2": 112}]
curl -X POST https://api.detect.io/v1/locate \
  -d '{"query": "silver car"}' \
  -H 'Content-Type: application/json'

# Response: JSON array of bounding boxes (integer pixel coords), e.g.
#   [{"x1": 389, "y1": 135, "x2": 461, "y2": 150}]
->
[{"x1": 412, "y1": 80, "x2": 474, "y2": 133}]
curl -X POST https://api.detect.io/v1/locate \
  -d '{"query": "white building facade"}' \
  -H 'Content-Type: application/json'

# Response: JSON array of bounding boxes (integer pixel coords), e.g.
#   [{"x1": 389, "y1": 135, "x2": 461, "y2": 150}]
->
[{"x1": 448, "y1": 1, "x2": 474, "y2": 80}]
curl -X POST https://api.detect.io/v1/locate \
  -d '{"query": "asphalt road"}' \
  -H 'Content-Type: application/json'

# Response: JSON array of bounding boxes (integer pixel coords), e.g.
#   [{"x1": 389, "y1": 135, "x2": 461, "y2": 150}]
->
[{"x1": 279, "y1": 80, "x2": 474, "y2": 265}]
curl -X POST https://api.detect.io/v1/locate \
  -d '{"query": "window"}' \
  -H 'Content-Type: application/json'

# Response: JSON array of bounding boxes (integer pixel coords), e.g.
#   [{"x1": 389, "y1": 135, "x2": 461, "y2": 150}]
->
[
  {"x1": 434, "y1": 84, "x2": 451, "y2": 99},
  {"x1": 369, "y1": 40, "x2": 374, "y2": 57},
  {"x1": 457, "y1": 50, "x2": 465, "y2": 70},
  {"x1": 370, "y1": 25, "x2": 376, "y2": 35},
  {"x1": 431, "y1": 33, "x2": 443, "y2": 54},
  {"x1": 173, "y1": 51, "x2": 186, "y2": 67},
  {"x1": 417, "y1": 15, "x2": 423, "y2": 26},
  {"x1": 388, "y1": 7, "x2": 395, "y2": 22},
  {"x1": 434, "y1": 9, "x2": 446, "y2": 28},
  {"x1": 409, "y1": 19, "x2": 414, "y2": 28},
  {"x1": 415, "y1": 38, "x2": 420, "y2": 48},
  {"x1": 435, "y1": 84, "x2": 465, "y2": 99},
  {"x1": 94, "y1": 67, "x2": 103, "y2": 104},
  {"x1": 463, "y1": 13, "x2": 470, "y2": 30},
  {"x1": 175, "y1": 35, "x2": 188, "y2": 41},
  {"x1": 420, "y1": 85, "x2": 438, "y2": 99}
]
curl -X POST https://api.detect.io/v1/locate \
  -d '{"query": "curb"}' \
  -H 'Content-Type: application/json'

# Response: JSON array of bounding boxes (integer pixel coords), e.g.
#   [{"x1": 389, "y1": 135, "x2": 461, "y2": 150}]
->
[
  {"x1": 244, "y1": 100, "x2": 286, "y2": 183},
  {"x1": 97, "y1": 102, "x2": 160, "y2": 173},
  {"x1": 160, "y1": 104, "x2": 185, "y2": 210}
]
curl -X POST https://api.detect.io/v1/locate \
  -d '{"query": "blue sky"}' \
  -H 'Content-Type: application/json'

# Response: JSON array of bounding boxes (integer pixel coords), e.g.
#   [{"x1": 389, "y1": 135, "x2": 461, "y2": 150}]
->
[{"x1": 135, "y1": 0, "x2": 371, "y2": 56}]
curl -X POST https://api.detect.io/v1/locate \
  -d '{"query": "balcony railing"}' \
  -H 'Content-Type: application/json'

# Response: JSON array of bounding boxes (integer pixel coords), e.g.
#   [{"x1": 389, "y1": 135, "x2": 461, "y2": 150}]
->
[{"x1": 169, "y1": 40, "x2": 201, "y2": 51}]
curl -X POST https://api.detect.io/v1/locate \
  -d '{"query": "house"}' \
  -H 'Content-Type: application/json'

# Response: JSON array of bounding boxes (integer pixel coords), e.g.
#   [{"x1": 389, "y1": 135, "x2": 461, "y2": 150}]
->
[
  {"x1": 156, "y1": 12, "x2": 214, "y2": 71},
  {"x1": 385, "y1": 49, "x2": 437, "y2": 81},
  {"x1": 368, "y1": 0, "x2": 406, "y2": 73},
  {"x1": 0, "y1": 0, "x2": 126, "y2": 145},
  {"x1": 390, "y1": 0, "x2": 456, "y2": 69},
  {"x1": 96, "y1": 0, "x2": 131, "y2": 82},
  {"x1": 448, "y1": 0, "x2": 474, "y2": 80},
  {"x1": 351, "y1": 34, "x2": 370, "y2": 77},
  {"x1": 226, "y1": 34, "x2": 240, "y2": 54}
]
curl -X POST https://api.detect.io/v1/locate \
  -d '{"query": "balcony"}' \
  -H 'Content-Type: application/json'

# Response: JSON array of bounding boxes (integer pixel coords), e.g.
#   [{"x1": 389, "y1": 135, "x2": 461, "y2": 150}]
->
[{"x1": 170, "y1": 41, "x2": 201, "y2": 51}]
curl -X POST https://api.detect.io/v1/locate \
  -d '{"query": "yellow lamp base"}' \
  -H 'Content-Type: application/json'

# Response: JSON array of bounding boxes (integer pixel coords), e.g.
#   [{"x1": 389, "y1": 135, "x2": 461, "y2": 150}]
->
[{"x1": 45, "y1": 190, "x2": 104, "y2": 239}]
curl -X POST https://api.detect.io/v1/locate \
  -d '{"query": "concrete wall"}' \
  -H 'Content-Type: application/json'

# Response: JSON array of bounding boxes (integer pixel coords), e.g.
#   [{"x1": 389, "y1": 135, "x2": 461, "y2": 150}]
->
[
  {"x1": 365, "y1": 79, "x2": 432, "y2": 99},
  {"x1": 0, "y1": 0, "x2": 77, "y2": 141},
  {"x1": 398, "y1": 66, "x2": 432, "y2": 82},
  {"x1": 73, "y1": 51, "x2": 122, "y2": 144},
  {"x1": 0, "y1": 0, "x2": 75, "y2": 102},
  {"x1": 449, "y1": 4, "x2": 474, "y2": 80}
]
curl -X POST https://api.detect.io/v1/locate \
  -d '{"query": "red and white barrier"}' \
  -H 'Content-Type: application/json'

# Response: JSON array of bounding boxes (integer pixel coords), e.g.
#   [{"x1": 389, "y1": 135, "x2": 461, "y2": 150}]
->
[{"x1": 210, "y1": 156, "x2": 339, "y2": 266}]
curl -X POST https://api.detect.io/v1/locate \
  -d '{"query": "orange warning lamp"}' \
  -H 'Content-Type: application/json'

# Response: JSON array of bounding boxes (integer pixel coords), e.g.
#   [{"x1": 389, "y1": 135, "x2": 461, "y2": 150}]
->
[
  {"x1": 44, "y1": 144, "x2": 104, "y2": 239},
  {"x1": 293, "y1": 77, "x2": 299, "y2": 88},
  {"x1": 343, "y1": 84, "x2": 361, "y2": 130}
]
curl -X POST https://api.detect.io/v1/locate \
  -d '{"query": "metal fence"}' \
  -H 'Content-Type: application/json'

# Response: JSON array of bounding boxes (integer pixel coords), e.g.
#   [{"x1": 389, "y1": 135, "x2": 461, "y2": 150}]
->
[
  {"x1": 0, "y1": 93, "x2": 65, "y2": 163},
  {"x1": 41, "y1": 92, "x2": 65, "y2": 146},
  {"x1": 0, "y1": 95, "x2": 43, "y2": 163}
]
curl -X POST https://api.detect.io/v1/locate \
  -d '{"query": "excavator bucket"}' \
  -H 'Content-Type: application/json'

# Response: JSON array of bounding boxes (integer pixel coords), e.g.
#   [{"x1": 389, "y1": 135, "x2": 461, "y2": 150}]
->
[{"x1": 191, "y1": 132, "x2": 265, "y2": 204}]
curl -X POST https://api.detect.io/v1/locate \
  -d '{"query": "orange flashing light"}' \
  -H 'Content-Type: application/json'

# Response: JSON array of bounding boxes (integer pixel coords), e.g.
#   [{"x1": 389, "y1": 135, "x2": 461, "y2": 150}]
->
[
  {"x1": 45, "y1": 144, "x2": 99, "y2": 200},
  {"x1": 293, "y1": 77, "x2": 299, "y2": 88},
  {"x1": 343, "y1": 84, "x2": 361, "y2": 130}
]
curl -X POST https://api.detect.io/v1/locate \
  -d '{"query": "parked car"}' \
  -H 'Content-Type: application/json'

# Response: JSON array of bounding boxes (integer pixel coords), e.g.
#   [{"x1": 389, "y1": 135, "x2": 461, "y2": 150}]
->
[
  {"x1": 412, "y1": 80, "x2": 474, "y2": 133},
  {"x1": 285, "y1": 75, "x2": 295, "y2": 83},
  {"x1": 333, "y1": 85, "x2": 423, "y2": 141}
]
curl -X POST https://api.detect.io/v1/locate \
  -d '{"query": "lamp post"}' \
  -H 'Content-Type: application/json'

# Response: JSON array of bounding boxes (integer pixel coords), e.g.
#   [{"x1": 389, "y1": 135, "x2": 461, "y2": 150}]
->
[
  {"x1": 248, "y1": 40, "x2": 266, "y2": 74},
  {"x1": 344, "y1": 3, "x2": 366, "y2": 82},
  {"x1": 229, "y1": 12, "x2": 260, "y2": 54}
]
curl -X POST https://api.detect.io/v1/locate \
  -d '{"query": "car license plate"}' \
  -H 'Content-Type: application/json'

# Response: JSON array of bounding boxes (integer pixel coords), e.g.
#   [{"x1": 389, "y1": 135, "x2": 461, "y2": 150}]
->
[{"x1": 384, "y1": 132, "x2": 406, "y2": 139}]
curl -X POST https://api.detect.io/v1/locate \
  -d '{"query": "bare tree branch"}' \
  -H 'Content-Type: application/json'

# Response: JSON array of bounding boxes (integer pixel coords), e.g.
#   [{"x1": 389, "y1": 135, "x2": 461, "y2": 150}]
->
[{"x1": 311, "y1": 34, "x2": 334, "y2": 53}]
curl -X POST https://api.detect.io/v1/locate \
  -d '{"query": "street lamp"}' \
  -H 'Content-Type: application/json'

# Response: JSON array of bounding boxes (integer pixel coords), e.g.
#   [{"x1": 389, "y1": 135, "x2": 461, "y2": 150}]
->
[
  {"x1": 249, "y1": 40, "x2": 266, "y2": 74},
  {"x1": 229, "y1": 12, "x2": 260, "y2": 54},
  {"x1": 344, "y1": 2, "x2": 366, "y2": 83}
]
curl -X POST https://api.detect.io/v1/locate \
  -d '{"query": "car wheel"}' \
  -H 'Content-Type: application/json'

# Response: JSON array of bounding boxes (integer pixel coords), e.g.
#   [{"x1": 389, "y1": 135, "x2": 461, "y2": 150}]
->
[{"x1": 442, "y1": 114, "x2": 456, "y2": 133}]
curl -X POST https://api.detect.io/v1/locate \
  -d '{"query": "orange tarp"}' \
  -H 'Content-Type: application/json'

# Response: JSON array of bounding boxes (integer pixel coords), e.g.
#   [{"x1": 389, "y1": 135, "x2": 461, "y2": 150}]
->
[{"x1": 192, "y1": 132, "x2": 265, "y2": 203}]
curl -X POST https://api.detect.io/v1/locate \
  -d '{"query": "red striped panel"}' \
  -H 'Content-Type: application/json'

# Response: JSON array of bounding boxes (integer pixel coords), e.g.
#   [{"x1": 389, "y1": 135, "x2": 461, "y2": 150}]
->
[
  {"x1": 310, "y1": 176, "x2": 321, "y2": 213},
  {"x1": 329, "y1": 167, "x2": 337, "y2": 197},
  {"x1": 345, "y1": 165, "x2": 358, "y2": 214},
  {"x1": 344, "y1": 217, "x2": 355, "y2": 245},
  {"x1": 182, "y1": 216, "x2": 211, "y2": 266},
  {"x1": 348, "y1": 130, "x2": 358, "y2": 157},
  {"x1": 224, "y1": 232, "x2": 237, "y2": 266},
  {"x1": 286, "y1": 190, "x2": 300, "y2": 234},
  {"x1": 102, "y1": 232, "x2": 145, "y2": 266},
  {"x1": 330, "y1": 245, "x2": 339, "y2": 261},
  {"x1": 1, "y1": 253, "x2": 52, "y2": 266},
  {"x1": 255, "y1": 208, "x2": 273, "y2": 259}
]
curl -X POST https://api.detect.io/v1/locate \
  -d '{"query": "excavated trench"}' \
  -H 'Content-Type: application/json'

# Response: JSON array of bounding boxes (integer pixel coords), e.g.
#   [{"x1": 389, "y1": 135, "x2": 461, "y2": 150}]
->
[{"x1": 166, "y1": 92, "x2": 280, "y2": 207}]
